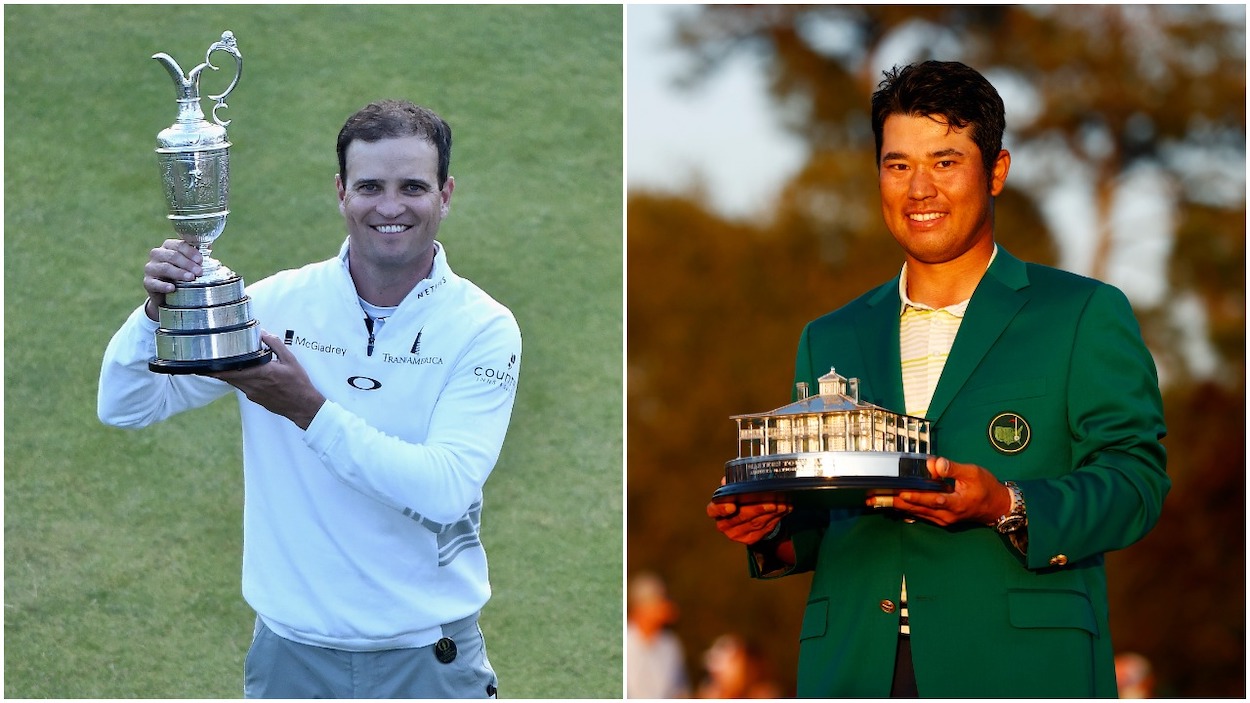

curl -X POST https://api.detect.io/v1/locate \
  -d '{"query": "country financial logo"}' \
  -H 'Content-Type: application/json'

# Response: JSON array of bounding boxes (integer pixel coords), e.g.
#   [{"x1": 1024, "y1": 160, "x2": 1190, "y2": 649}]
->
[
  {"x1": 988, "y1": 412, "x2": 1031, "y2": 454},
  {"x1": 475, "y1": 353, "x2": 519, "y2": 393}
]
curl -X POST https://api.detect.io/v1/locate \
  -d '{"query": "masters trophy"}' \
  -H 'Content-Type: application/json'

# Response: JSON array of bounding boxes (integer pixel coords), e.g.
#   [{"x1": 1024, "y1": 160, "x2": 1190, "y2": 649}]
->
[
  {"x1": 147, "y1": 30, "x2": 272, "y2": 374},
  {"x1": 711, "y1": 368, "x2": 952, "y2": 508}
]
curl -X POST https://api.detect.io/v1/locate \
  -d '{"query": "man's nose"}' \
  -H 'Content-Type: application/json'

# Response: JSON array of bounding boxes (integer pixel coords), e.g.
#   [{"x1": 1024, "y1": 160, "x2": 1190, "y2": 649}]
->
[
  {"x1": 375, "y1": 191, "x2": 406, "y2": 217},
  {"x1": 908, "y1": 168, "x2": 937, "y2": 199}
]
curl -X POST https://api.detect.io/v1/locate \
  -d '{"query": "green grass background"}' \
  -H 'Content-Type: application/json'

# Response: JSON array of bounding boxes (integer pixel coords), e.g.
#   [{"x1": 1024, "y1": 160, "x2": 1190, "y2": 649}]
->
[{"x1": 4, "y1": 5, "x2": 622, "y2": 698}]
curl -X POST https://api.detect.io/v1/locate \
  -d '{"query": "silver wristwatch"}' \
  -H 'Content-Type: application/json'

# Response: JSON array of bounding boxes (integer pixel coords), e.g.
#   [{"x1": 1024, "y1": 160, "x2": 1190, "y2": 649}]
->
[{"x1": 993, "y1": 481, "x2": 1027, "y2": 534}]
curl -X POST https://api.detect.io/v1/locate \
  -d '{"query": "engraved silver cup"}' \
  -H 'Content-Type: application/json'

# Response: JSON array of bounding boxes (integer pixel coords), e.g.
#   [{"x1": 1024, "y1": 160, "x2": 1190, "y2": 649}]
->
[{"x1": 148, "y1": 31, "x2": 271, "y2": 373}]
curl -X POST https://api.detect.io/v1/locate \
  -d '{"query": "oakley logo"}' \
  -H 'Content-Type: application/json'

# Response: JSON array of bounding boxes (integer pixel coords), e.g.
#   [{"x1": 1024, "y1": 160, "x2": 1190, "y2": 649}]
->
[{"x1": 348, "y1": 376, "x2": 383, "y2": 391}]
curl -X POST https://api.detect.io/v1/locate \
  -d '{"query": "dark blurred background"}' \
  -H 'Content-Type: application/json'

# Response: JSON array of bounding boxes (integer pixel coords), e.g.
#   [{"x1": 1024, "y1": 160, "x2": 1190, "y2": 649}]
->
[{"x1": 626, "y1": 5, "x2": 1245, "y2": 698}]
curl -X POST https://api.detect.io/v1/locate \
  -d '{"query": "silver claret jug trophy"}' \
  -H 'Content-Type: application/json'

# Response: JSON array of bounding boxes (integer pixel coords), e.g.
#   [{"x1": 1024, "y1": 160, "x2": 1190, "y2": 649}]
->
[
  {"x1": 148, "y1": 30, "x2": 272, "y2": 374},
  {"x1": 712, "y1": 368, "x2": 952, "y2": 508}
]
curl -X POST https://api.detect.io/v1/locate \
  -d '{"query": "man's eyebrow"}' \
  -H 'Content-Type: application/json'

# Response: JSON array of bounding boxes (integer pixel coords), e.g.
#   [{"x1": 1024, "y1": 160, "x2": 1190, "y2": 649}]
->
[
  {"x1": 880, "y1": 148, "x2": 966, "y2": 162},
  {"x1": 350, "y1": 177, "x2": 434, "y2": 188}
]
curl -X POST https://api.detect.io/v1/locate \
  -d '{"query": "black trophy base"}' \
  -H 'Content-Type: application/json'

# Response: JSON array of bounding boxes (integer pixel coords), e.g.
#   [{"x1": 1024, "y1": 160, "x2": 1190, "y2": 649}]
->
[
  {"x1": 711, "y1": 475, "x2": 954, "y2": 509},
  {"x1": 149, "y1": 347, "x2": 273, "y2": 375}
]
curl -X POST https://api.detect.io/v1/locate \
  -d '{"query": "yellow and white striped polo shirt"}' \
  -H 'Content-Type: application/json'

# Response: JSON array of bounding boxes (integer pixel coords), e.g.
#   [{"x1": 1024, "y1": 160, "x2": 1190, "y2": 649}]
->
[{"x1": 898, "y1": 245, "x2": 997, "y2": 415}]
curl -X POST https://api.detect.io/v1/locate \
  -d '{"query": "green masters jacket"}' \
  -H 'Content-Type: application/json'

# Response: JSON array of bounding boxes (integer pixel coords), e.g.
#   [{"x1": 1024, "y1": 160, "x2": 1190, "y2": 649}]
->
[{"x1": 750, "y1": 247, "x2": 1169, "y2": 698}]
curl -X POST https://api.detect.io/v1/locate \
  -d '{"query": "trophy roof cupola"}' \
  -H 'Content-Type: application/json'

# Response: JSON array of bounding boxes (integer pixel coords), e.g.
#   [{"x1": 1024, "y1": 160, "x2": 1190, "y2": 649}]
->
[{"x1": 816, "y1": 368, "x2": 859, "y2": 403}]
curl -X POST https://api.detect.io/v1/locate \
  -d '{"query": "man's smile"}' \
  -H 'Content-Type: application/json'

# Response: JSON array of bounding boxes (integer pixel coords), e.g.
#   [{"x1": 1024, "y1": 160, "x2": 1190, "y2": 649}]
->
[{"x1": 373, "y1": 224, "x2": 412, "y2": 234}]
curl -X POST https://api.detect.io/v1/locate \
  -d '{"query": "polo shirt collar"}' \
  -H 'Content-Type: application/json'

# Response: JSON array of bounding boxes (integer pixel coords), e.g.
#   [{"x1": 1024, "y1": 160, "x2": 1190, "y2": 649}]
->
[{"x1": 898, "y1": 244, "x2": 998, "y2": 316}]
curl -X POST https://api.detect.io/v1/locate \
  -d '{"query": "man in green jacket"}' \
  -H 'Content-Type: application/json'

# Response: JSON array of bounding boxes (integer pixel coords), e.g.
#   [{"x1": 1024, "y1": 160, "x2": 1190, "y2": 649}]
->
[{"x1": 706, "y1": 60, "x2": 1169, "y2": 697}]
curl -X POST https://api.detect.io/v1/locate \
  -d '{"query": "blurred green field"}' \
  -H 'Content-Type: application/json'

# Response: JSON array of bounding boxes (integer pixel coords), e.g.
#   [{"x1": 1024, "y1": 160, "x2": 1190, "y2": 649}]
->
[{"x1": 4, "y1": 5, "x2": 623, "y2": 698}]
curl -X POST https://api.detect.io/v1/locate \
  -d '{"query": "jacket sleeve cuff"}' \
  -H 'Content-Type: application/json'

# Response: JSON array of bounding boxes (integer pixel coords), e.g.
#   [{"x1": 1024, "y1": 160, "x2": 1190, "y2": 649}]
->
[{"x1": 747, "y1": 538, "x2": 797, "y2": 579}]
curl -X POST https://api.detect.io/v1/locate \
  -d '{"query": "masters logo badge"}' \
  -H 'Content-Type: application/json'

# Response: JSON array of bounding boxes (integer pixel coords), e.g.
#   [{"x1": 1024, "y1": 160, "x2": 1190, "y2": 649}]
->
[{"x1": 988, "y1": 412, "x2": 1031, "y2": 454}]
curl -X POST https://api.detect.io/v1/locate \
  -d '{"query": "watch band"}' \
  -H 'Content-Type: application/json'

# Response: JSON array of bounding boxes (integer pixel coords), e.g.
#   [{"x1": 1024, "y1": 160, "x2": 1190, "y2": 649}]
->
[{"x1": 994, "y1": 481, "x2": 1027, "y2": 534}]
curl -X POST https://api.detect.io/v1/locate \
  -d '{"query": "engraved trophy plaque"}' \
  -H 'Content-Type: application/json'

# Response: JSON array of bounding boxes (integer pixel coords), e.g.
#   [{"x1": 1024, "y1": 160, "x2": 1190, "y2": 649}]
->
[
  {"x1": 148, "y1": 30, "x2": 272, "y2": 374},
  {"x1": 711, "y1": 368, "x2": 951, "y2": 508}
]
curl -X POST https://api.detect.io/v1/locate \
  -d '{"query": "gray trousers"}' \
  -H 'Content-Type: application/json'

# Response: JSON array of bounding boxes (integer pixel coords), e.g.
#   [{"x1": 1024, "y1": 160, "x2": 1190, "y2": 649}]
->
[{"x1": 244, "y1": 614, "x2": 498, "y2": 698}]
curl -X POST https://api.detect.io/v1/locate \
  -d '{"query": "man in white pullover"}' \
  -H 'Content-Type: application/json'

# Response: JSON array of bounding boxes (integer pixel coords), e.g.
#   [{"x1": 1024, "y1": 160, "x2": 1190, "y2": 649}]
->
[{"x1": 98, "y1": 99, "x2": 521, "y2": 698}]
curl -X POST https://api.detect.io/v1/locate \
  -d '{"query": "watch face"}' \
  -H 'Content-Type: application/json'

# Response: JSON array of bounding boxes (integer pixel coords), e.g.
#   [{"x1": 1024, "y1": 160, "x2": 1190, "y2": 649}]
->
[{"x1": 996, "y1": 515, "x2": 1027, "y2": 534}]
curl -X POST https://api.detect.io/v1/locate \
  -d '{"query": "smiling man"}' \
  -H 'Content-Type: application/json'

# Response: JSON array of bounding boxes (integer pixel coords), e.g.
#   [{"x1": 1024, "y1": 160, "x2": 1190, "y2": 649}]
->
[
  {"x1": 707, "y1": 61, "x2": 1169, "y2": 697},
  {"x1": 99, "y1": 100, "x2": 521, "y2": 698}
]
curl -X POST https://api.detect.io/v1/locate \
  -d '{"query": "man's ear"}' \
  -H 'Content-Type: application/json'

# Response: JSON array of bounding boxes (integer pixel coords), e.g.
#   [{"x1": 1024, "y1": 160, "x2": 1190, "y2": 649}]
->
[
  {"x1": 440, "y1": 176, "x2": 455, "y2": 217},
  {"x1": 990, "y1": 150, "x2": 1010, "y2": 197}
]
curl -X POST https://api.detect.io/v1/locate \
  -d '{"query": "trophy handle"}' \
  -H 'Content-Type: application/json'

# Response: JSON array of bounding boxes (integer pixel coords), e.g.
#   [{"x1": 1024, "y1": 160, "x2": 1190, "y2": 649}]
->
[
  {"x1": 204, "y1": 31, "x2": 242, "y2": 127},
  {"x1": 151, "y1": 30, "x2": 242, "y2": 127}
]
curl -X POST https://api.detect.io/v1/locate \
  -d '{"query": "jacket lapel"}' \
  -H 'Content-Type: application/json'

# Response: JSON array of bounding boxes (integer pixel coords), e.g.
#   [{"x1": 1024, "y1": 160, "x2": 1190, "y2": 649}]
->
[
  {"x1": 857, "y1": 278, "x2": 906, "y2": 413},
  {"x1": 925, "y1": 248, "x2": 1031, "y2": 423}
]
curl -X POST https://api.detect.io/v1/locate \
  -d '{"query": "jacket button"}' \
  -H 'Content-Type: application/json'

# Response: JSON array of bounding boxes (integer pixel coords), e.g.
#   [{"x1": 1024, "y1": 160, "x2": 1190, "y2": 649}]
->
[
  {"x1": 1049, "y1": 554, "x2": 1069, "y2": 567},
  {"x1": 880, "y1": 599, "x2": 896, "y2": 614}
]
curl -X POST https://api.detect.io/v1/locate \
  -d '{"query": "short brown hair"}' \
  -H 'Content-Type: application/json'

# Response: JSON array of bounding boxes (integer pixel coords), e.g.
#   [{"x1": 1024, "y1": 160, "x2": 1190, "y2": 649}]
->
[{"x1": 336, "y1": 99, "x2": 452, "y2": 188}]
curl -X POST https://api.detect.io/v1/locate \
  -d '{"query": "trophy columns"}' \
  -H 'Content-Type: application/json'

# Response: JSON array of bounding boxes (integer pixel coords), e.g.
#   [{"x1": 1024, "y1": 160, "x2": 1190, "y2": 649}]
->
[{"x1": 146, "y1": 30, "x2": 271, "y2": 374}]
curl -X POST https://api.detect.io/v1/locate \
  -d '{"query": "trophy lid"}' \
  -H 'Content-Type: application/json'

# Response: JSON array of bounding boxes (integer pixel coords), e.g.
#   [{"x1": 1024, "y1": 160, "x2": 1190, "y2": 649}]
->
[{"x1": 153, "y1": 31, "x2": 242, "y2": 151}]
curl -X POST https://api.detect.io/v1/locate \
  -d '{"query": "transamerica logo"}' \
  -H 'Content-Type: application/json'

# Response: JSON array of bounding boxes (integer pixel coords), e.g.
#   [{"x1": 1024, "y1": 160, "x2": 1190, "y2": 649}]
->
[
  {"x1": 383, "y1": 326, "x2": 443, "y2": 365},
  {"x1": 283, "y1": 330, "x2": 347, "y2": 356},
  {"x1": 382, "y1": 352, "x2": 443, "y2": 366}
]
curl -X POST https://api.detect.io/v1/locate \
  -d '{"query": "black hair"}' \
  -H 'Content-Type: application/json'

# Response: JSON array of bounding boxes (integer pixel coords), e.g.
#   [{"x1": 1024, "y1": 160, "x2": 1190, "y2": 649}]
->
[{"x1": 871, "y1": 61, "x2": 1005, "y2": 180}]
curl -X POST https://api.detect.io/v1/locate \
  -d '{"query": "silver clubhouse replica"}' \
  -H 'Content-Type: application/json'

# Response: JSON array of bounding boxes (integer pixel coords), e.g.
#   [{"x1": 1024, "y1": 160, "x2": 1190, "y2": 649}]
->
[
  {"x1": 148, "y1": 30, "x2": 271, "y2": 374},
  {"x1": 712, "y1": 368, "x2": 948, "y2": 506}
]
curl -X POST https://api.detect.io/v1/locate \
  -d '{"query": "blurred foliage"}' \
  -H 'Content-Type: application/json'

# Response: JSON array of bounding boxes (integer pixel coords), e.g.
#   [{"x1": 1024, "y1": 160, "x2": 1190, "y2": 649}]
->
[{"x1": 628, "y1": 5, "x2": 1244, "y2": 697}]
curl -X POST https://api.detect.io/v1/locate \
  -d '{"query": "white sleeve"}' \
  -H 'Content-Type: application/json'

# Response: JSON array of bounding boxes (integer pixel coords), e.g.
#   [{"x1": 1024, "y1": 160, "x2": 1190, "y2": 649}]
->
[
  {"x1": 97, "y1": 304, "x2": 234, "y2": 428},
  {"x1": 302, "y1": 316, "x2": 522, "y2": 527}
]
